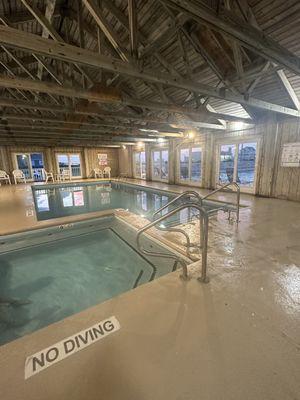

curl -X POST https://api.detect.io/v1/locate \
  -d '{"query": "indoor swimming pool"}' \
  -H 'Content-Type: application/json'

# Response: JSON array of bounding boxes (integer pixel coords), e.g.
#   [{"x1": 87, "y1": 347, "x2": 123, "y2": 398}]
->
[
  {"x1": 32, "y1": 181, "x2": 232, "y2": 222},
  {"x1": 0, "y1": 216, "x2": 180, "y2": 346}
]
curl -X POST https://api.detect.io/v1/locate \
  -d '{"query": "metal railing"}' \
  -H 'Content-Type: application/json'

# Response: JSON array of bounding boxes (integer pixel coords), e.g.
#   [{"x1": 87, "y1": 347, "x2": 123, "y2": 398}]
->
[
  {"x1": 202, "y1": 182, "x2": 240, "y2": 223},
  {"x1": 152, "y1": 190, "x2": 204, "y2": 220},
  {"x1": 137, "y1": 202, "x2": 211, "y2": 283}
]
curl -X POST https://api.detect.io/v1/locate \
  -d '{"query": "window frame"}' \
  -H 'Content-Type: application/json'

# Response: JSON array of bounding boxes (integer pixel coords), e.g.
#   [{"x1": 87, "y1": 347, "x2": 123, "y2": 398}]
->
[
  {"x1": 215, "y1": 139, "x2": 260, "y2": 194},
  {"x1": 151, "y1": 148, "x2": 169, "y2": 182},
  {"x1": 176, "y1": 144, "x2": 203, "y2": 187}
]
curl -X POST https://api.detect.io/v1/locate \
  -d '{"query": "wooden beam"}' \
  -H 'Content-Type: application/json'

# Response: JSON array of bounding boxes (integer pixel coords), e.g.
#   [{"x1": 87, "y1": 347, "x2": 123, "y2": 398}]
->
[
  {"x1": 0, "y1": 76, "x2": 253, "y2": 123},
  {"x1": 0, "y1": 100, "x2": 228, "y2": 129},
  {"x1": 0, "y1": 46, "x2": 36, "y2": 80},
  {"x1": 163, "y1": 0, "x2": 300, "y2": 76},
  {"x1": 0, "y1": 26, "x2": 298, "y2": 117},
  {"x1": 275, "y1": 69, "x2": 300, "y2": 111},
  {"x1": 19, "y1": 0, "x2": 94, "y2": 86},
  {"x1": 128, "y1": 0, "x2": 138, "y2": 59},
  {"x1": 236, "y1": 0, "x2": 300, "y2": 111},
  {"x1": 37, "y1": 0, "x2": 57, "y2": 80},
  {"x1": 0, "y1": 114, "x2": 181, "y2": 133},
  {"x1": 19, "y1": 0, "x2": 62, "y2": 41},
  {"x1": 82, "y1": 0, "x2": 130, "y2": 62},
  {"x1": 32, "y1": 55, "x2": 63, "y2": 85},
  {"x1": 0, "y1": 8, "x2": 60, "y2": 25},
  {"x1": 0, "y1": 75, "x2": 121, "y2": 103}
]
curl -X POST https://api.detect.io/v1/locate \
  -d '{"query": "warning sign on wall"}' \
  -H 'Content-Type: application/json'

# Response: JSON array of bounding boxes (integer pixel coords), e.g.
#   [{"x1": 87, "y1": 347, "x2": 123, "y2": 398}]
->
[
  {"x1": 281, "y1": 142, "x2": 300, "y2": 167},
  {"x1": 98, "y1": 153, "x2": 108, "y2": 166}
]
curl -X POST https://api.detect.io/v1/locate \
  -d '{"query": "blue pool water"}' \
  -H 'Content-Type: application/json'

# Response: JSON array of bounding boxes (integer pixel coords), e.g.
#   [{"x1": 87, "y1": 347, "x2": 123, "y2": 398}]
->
[
  {"x1": 32, "y1": 181, "x2": 229, "y2": 223},
  {"x1": 0, "y1": 224, "x2": 173, "y2": 346},
  {"x1": 33, "y1": 181, "x2": 175, "y2": 221}
]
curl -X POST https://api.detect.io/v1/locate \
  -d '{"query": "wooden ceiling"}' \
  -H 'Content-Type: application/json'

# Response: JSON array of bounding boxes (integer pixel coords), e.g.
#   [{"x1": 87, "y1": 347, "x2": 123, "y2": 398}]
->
[{"x1": 0, "y1": 0, "x2": 299, "y2": 146}]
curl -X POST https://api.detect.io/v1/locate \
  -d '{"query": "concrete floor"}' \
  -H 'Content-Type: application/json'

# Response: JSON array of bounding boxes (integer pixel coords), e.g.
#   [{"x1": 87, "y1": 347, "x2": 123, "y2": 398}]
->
[{"x1": 0, "y1": 179, "x2": 299, "y2": 399}]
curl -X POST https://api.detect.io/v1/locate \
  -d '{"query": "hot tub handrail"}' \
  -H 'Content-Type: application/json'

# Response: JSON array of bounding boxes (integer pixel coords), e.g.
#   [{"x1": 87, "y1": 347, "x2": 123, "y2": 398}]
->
[
  {"x1": 152, "y1": 190, "x2": 204, "y2": 221},
  {"x1": 202, "y1": 182, "x2": 240, "y2": 223},
  {"x1": 137, "y1": 202, "x2": 210, "y2": 282}
]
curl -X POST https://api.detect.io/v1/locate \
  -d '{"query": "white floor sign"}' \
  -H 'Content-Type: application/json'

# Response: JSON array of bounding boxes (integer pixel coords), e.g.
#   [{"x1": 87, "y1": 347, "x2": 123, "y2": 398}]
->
[{"x1": 24, "y1": 316, "x2": 120, "y2": 379}]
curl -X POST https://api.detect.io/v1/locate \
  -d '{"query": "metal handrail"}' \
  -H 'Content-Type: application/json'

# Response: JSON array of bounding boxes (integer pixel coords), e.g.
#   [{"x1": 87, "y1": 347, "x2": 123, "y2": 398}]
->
[
  {"x1": 137, "y1": 202, "x2": 210, "y2": 282},
  {"x1": 202, "y1": 182, "x2": 240, "y2": 223},
  {"x1": 155, "y1": 223, "x2": 198, "y2": 261},
  {"x1": 152, "y1": 190, "x2": 204, "y2": 221}
]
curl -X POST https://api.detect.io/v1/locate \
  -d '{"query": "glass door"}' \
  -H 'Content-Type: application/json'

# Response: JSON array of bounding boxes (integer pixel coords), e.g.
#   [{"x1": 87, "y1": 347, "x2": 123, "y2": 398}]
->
[
  {"x1": 178, "y1": 146, "x2": 202, "y2": 185},
  {"x1": 152, "y1": 149, "x2": 169, "y2": 181},
  {"x1": 57, "y1": 154, "x2": 82, "y2": 179},
  {"x1": 218, "y1": 144, "x2": 236, "y2": 184},
  {"x1": 14, "y1": 153, "x2": 44, "y2": 181},
  {"x1": 133, "y1": 151, "x2": 146, "y2": 179},
  {"x1": 217, "y1": 142, "x2": 258, "y2": 192},
  {"x1": 15, "y1": 153, "x2": 32, "y2": 179}
]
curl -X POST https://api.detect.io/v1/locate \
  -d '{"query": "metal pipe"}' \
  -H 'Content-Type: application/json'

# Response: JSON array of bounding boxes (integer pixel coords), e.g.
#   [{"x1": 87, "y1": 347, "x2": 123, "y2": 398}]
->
[
  {"x1": 202, "y1": 182, "x2": 240, "y2": 223},
  {"x1": 137, "y1": 202, "x2": 210, "y2": 281},
  {"x1": 152, "y1": 190, "x2": 204, "y2": 220},
  {"x1": 198, "y1": 213, "x2": 209, "y2": 283},
  {"x1": 156, "y1": 224, "x2": 196, "y2": 259}
]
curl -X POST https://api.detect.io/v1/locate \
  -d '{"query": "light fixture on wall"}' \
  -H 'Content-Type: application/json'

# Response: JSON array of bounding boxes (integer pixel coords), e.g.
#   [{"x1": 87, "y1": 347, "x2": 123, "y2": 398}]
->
[
  {"x1": 137, "y1": 141, "x2": 144, "y2": 148},
  {"x1": 186, "y1": 130, "x2": 196, "y2": 139},
  {"x1": 122, "y1": 145, "x2": 126, "y2": 149}
]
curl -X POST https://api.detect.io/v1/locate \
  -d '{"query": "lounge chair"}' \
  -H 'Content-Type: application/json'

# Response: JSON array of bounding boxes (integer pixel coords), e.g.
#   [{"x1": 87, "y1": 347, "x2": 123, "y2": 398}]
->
[
  {"x1": 0, "y1": 170, "x2": 11, "y2": 185},
  {"x1": 93, "y1": 168, "x2": 103, "y2": 178},
  {"x1": 103, "y1": 167, "x2": 111, "y2": 178},
  {"x1": 12, "y1": 169, "x2": 26, "y2": 184},
  {"x1": 43, "y1": 169, "x2": 54, "y2": 183},
  {"x1": 56, "y1": 169, "x2": 71, "y2": 182}
]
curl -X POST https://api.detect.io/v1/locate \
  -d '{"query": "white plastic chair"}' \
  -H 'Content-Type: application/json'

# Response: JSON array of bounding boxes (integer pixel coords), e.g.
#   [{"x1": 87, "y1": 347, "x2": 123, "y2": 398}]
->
[
  {"x1": 0, "y1": 170, "x2": 11, "y2": 185},
  {"x1": 56, "y1": 169, "x2": 71, "y2": 182},
  {"x1": 93, "y1": 168, "x2": 103, "y2": 178},
  {"x1": 13, "y1": 169, "x2": 26, "y2": 184},
  {"x1": 43, "y1": 168, "x2": 54, "y2": 183},
  {"x1": 103, "y1": 167, "x2": 111, "y2": 178}
]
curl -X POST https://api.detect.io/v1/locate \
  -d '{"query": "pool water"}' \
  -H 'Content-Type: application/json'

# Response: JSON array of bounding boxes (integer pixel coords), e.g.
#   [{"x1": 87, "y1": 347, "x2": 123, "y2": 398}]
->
[
  {"x1": 0, "y1": 226, "x2": 172, "y2": 346},
  {"x1": 33, "y1": 181, "x2": 174, "y2": 221},
  {"x1": 32, "y1": 181, "x2": 229, "y2": 224}
]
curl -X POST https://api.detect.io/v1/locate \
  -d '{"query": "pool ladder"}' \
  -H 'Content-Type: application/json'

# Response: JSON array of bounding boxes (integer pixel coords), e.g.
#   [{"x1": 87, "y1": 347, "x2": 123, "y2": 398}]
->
[{"x1": 136, "y1": 183, "x2": 240, "y2": 282}]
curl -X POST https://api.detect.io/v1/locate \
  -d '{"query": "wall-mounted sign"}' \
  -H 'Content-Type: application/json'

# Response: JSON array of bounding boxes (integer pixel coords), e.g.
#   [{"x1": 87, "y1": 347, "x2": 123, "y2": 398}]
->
[
  {"x1": 281, "y1": 142, "x2": 300, "y2": 167},
  {"x1": 98, "y1": 153, "x2": 108, "y2": 166},
  {"x1": 24, "y1": 316, "x2": 120, "y2": 379}
]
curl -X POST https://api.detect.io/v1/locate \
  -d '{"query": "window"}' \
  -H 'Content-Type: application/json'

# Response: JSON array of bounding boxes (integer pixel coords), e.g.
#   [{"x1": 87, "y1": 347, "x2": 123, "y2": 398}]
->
[
  {"x1": 56, "y1": 153, "x2": 82, "y2": 178},
  {"x1": 217, "y1": 142, "x2": 258, "y2": 192},
  {"x1": 152, "y1": 149, "x2": 169, "y2": 181},
  {"x1": 133, "y1": 151, "x2": 146, "y2": 179},
  {"x1": 178, "y1": 146, "x2": 202, "y2": 185},
  {"x1": 14, "y1": 153, "x2": 44, "y2": 181}
]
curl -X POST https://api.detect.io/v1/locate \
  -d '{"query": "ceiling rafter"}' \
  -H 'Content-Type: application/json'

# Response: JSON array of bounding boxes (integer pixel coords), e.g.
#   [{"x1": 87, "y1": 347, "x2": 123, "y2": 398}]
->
[
  {"x1": 82, "y1": 0, "x2": 131, "y2": 62},
  {"x1": 163, "y1": 0, "x2": 300, "y2": 76},
  {"x1": 20, "y1": 0, "x2": 94, "y2": 87},
  {"x1": 0, "y1": 98, "x2": 229, "y2": 129},
  {"x1": 235, "y1": 0, "x2": 300, "y2": 111},
  {"x1": 0, "y1": 26, "x2": 298, "y2": 117}
]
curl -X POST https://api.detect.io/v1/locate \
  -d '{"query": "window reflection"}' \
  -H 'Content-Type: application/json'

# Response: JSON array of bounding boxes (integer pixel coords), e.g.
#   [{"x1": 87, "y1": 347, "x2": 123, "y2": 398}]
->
[
  {"x1": 62, "y1": 191, "x2": 73, "y2": 207},
  {"x1": 74, "y1": 191, "x2": 84, "y2": 206},
  {"x1": 35, "y1": 191, "x2": 50, "y2": 212},
  {"x1": 100, "y1": 192, "x2": 111, "y2": 205}
]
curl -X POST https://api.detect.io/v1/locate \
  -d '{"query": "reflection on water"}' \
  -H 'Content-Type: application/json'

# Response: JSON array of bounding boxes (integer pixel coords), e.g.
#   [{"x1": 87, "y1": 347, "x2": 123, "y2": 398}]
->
[
  {"x1": 33, "y1": 182, "x2": 178, "y2": 222},
  {"x1": 33, "y1": 183, "x2": 220, "y2": 226}
]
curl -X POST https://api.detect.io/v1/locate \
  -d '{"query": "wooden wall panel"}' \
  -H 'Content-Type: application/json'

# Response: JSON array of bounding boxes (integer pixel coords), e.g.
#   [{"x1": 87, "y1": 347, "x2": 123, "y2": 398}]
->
[
  {"x1": 84, "y1": 147, "x2": 119, "y2": 177},
  {"x1": 0, "y1": 145, "x2": 120, "y2": 179},
  {"x1": 271, "y1": 119, "x2": 300, "y2": 200}
]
